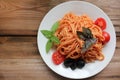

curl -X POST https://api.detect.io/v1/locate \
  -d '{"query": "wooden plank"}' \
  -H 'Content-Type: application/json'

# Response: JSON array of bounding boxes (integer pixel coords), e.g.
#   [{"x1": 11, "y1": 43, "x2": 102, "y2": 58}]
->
[
  {"x1": 0, "y1": 58, "x2": 119, "y2": 80},
  {"x1": 0, "y1": 37, "x2": 39, "y2": 59},
  {"x1": 0, "y1": 0, "x2": 50, "y2": 35},
  {"x1": 0, "y1": 0, "x2": 120, "y2": 80},
  {"x1": 0, "y1": 36, "x2": 119, "y2": 80},
  {"x1": 0, "y1": 36, "x2": 119, "y2": 58},
  {"x1": 0, "y1": 0, "x2": 120, "y2": 36}
]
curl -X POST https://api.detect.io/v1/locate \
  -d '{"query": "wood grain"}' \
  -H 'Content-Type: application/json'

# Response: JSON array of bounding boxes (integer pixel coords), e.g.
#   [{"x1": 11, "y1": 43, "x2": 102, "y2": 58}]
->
[
  {"x1": 0, "y1": 0, "x2": 120, "y2": 80},
  {"x1": 0, "y1": 0, "x2": 120, "y2": 36},
  {"x1": 0, "y1": 36, "x2": 119, "y2": 80},
  {"x1": 0, "y1": 37, "x2": 39, "y2": 59}
]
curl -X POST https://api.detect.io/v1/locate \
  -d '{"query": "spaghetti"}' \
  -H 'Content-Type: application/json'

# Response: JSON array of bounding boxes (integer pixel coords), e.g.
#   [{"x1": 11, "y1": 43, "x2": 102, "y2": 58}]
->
[{"x1": 55, "y1": 13, "x2": 105, "y2": 62}]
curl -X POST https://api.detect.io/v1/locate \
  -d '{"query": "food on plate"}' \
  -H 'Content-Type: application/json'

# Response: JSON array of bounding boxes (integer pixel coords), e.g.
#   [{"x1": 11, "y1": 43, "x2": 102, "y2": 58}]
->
[
  {"x1": 52, "y1": 51, "x2": 65, "y2": 65},
  {"x1": 102, "y1": 31, "x2": 110, "y2": 44},
  {"x1": 95, "y1": 17, "x2": 106, "y2": 30},
  {"x1": 41, "y1": 12, "x2": 110, "y2": 70},
  {"x1": 64, "y1": 58, "x2": 86, "y2": 70},
  {"x1": 41, "y1": 21, "x2": 60, "y2": 53}
]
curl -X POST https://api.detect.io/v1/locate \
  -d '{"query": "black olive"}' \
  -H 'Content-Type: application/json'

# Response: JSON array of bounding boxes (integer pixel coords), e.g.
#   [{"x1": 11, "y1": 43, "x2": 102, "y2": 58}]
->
[
  {"x1": 70, "y1": 63, "x2": 77, "y2": 70},
  {"x1": 76, "y1": 59, "x2": 86, "y2": 69},
  {"x1": 64, "y1": 58, "x2": 74, "y2": 68},
  {"x1": 64, "y1": 58, "x2": 86, "y2": 70}
]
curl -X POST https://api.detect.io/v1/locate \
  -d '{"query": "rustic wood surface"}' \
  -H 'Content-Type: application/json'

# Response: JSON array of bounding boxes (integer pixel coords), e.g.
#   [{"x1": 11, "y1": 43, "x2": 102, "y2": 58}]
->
[{"x1": 0, "y1": 0, "x2": 120, "y2": 80}]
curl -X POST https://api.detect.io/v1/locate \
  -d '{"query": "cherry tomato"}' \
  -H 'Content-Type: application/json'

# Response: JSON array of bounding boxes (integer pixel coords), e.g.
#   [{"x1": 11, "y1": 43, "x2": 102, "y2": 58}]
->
[
  {"x1": 102, "y1": 31, "x2": 110, "y2": 44},
  {"x1": 52, "y1": 51, "x2": 65, "y2": 65},
  {"x1": 95, "y1": 18, "x2": 106, "y2": 30}
]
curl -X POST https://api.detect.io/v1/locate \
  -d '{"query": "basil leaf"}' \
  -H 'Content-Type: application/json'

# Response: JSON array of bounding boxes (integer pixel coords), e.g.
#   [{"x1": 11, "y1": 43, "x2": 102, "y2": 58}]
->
[
  {"x1": 41, "y1": 21, "x2": 60, "y2": 53},
  {"x1": 41, "y1": 30, "x2": 52, "y2": 39},
  {"x1": 50, "y1": 36, "x2": 60, "y2": 44},
  {"x1": 81, "y1": 40, "x2": 91, "y2": 53},
  {"x1": 83, "y1": 27, "x2": 91, "y2": 35},
  {"x1": 89, "y1": 38, "x2": 97, "y2": 44},
  {"x1": 85, "y1": 39, "x2": 93, "y2": 49},
  {"x1": 82, "y1": 27, "x2": 93, "y2": 39},
  {"x1": 81, "y1": 38, "x2": 97, "y2": 53},
  {"x1": 77, "y1": 31, "x2": 86, "y2": 40},
  {"x1": 81, "y1": 42, "x2": 86, "y2": 53},
  {"x1": 51, "y1": 21, "x2": 59, "y2": 33},
  {"x1": 46, "y1": 40, "x2": 53, "y2": 53},
  {"x1": 77, "y1": 27, "x2": 96, "y2": 53}
]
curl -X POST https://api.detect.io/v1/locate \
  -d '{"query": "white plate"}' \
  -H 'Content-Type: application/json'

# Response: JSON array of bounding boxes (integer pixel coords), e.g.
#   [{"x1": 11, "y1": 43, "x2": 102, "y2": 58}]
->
[{"x1": 37, "y1": 1, "x2": 116, "y2": 79}]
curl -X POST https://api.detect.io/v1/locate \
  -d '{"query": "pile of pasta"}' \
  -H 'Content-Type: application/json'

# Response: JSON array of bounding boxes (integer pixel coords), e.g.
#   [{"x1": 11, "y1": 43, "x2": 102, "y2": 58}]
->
[{"x1": 55, "y1": 13, "x2": 105, "y2": 62}]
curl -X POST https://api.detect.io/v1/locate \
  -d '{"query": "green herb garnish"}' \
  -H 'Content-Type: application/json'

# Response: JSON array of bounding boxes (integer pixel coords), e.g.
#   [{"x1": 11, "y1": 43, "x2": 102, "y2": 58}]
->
[
  {"x1": 77, "y1": 27, "x2": 97, "y2": 53},
  {"x1": 46, "y1": 40, "x2": 53, "y2": 53},
  {"x1": 81, "y1": 38, "x2": 97, "y2": 53},
  {"x1": 50, "y1": 36, "x2": 60, "y2": 44},
  {"x1": 41, "y1": 30, "x2": 52, "y2": 39},
  {"x1": 51, "y1": 21, "x2": 59, "y2": 33},
  {"x1": 41, "y1": 21, "x2": 60, "y2": 53},
  {"x1": 77, "y1": 27, "x2": 93, "y2": 40}
]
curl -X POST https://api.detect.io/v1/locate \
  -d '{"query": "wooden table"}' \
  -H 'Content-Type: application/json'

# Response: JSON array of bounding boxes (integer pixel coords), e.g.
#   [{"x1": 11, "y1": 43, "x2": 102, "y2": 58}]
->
[{"x1": 0, "y1": 0, "x2": 120, "y2": 80}]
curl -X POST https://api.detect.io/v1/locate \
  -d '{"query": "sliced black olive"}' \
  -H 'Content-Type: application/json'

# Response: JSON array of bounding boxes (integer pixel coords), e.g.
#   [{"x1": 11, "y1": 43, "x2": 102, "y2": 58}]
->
[
  {"x1": 76, "y1": 59, "x2": 86, "y2": 69},
  {"x1": 64, "y1": 58, "x2": 74, "y2": 68}
]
